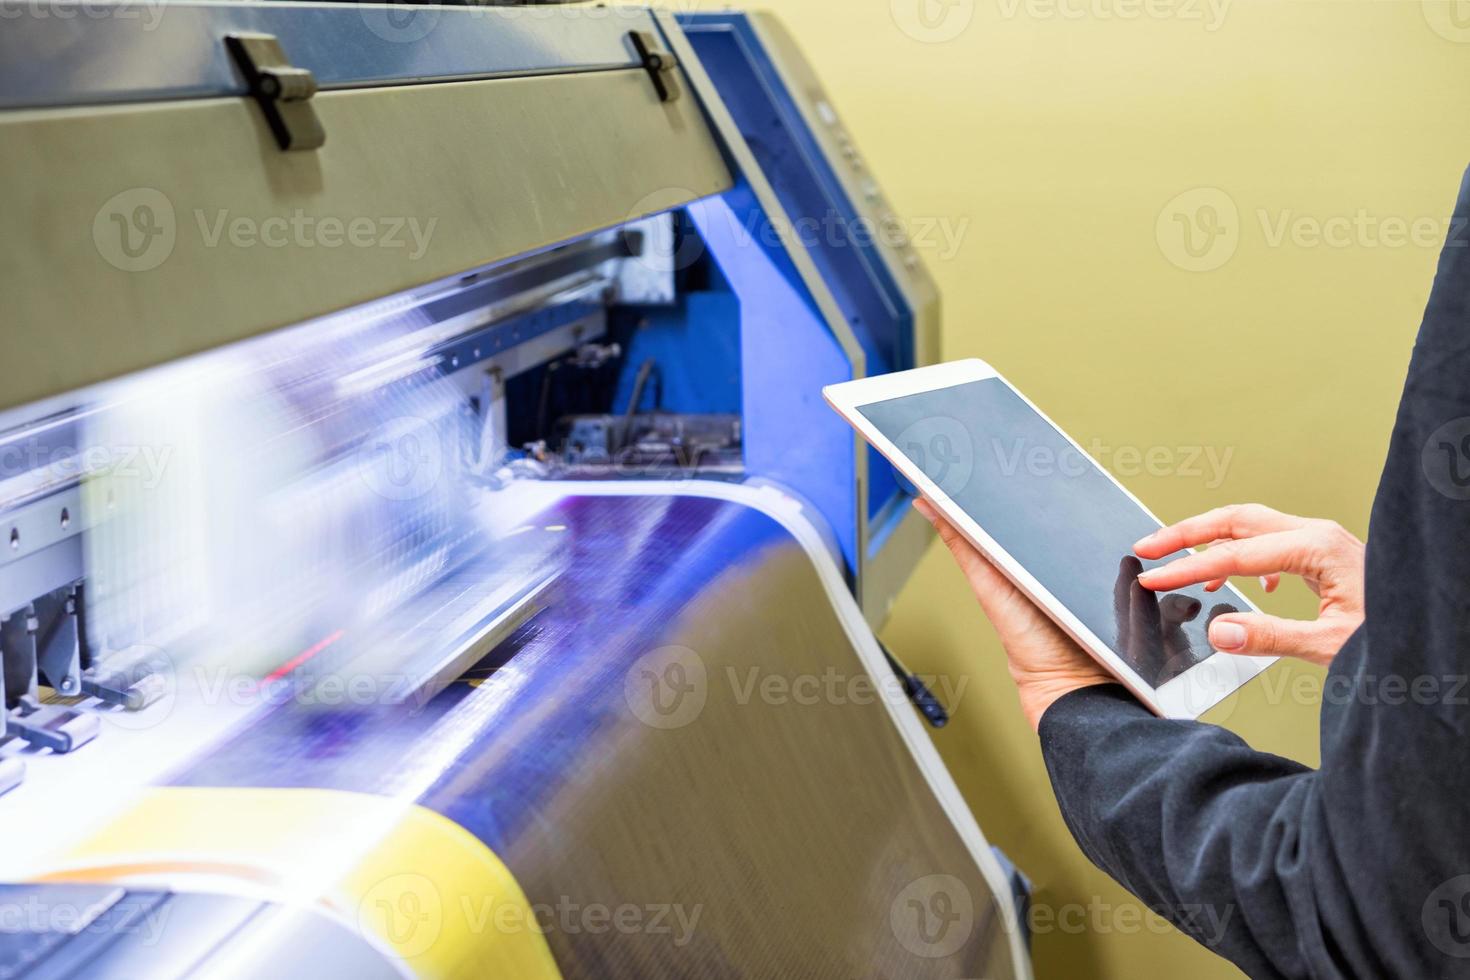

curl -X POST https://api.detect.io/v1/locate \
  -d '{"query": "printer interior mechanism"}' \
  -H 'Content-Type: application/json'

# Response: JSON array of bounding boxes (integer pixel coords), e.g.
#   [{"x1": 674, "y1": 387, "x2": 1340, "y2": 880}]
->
[{"x1": 0, "y1": 6, "x2": 1031, "y2": 979}]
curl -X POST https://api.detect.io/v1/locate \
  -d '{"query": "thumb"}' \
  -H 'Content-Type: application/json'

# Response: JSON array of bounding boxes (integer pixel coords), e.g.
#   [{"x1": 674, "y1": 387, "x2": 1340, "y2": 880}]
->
[{"x1": 1208, "y1": 613, "x2": 1325, "y2": 661}]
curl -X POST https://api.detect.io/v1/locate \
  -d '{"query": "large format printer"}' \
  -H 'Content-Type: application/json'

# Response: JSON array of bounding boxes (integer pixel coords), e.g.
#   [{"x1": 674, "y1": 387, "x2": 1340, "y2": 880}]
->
[{"x1": 0, "y1": 5, "x2": 1032, "y2": 977}]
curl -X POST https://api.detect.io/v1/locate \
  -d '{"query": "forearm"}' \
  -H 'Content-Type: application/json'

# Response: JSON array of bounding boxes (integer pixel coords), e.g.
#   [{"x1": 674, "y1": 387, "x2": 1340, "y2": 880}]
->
[{"x1": 1038, "y1": 685, "x2": 1330, "y2": 979}]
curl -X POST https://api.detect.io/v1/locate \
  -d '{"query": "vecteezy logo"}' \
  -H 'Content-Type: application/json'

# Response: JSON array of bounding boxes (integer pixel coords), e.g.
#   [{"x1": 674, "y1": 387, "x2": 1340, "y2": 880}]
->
[
  {"x1": 623, "y1": 645, "x2": 708, "y2": 730},
  {"x1": 1423, "y1": 0, "x2": 1470, "y2": 43},
  {"x1": 1422, "y1": 417, "x2": 1470, "y2": 501},
  {"x1": 94, "y1": 645, "x2": 178, "y2": 733},
  {"x1": 890, "y1": 874, "x2": 974, "y2": 959},
  {"x1": 1180, "y1": 625, "x2": 1244, "y2": 722},
  {"x1": 92, "y1": 188, "x2": 176, "y2": 272},
  {"x1": 358, "y1": 873, "x2": 442, "y2": 958},
  {"x1": 357, "y1": 416, "x2": 444, "y2": 501},
  {"x1": 624, "y1": 186, "x2": 706, "y2": 275},
  {"x1": 1423, "y1": 875, "x2": 1470, "y2": 957},
  {"x1": 360, "y1": 0, "x2": 441, "y2": 43},
  {"x1": 891, "y1": 0, "x2": 976, "y2": 43},
  {"x1": 1156, "y1": 187, "x2": 1239, "y2": 272},
  {"x1": 894, "y1": 416, "x2": 974, "y2": 496}
]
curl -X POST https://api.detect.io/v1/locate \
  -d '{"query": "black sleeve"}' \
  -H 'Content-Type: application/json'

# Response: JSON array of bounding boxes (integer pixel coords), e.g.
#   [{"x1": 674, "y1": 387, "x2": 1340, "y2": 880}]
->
[{"x1": 1038, "y1": 164, "x2": 1470, "y2": 980}]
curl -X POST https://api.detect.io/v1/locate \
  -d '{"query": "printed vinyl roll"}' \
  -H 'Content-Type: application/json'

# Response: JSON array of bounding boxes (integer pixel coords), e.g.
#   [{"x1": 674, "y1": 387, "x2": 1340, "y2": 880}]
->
[{"x1": 14, "y1": 482, "x2": 1028, "y2": 979}]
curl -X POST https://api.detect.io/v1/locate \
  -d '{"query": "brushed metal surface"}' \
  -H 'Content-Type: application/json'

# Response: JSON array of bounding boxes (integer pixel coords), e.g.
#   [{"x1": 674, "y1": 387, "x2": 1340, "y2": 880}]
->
[
  {"x1": 0, "y1": 2, "x2": 656, "y2": 110},
  {"x1": 1, "y1": 68, "x2": 731, "y2": 413}
]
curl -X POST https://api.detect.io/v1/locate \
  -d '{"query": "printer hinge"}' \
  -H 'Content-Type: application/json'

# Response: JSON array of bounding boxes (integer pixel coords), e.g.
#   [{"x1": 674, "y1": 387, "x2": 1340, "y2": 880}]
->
[
  {"x1": 225, "y1": 32, "x2": 326, "y2": 152},
  {"x1": 628, "y1": 31, "x2": 681, "y2": 104}
]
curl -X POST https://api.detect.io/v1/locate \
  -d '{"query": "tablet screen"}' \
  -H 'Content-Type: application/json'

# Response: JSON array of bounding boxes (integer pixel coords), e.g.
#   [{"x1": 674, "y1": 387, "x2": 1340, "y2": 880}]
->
[{"x1": 858, "y1": 377, "x2": 1243, "y2": 687}]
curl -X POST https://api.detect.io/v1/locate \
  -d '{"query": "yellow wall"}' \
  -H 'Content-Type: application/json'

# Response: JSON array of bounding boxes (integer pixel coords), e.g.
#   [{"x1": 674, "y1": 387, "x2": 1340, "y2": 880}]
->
[{"x1": 736, "y1": 1, "x2": 1470, "y2": 976}]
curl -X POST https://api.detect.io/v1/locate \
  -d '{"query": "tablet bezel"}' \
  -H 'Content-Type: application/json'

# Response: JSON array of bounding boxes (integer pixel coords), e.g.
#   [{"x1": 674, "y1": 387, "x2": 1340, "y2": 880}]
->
[{"x1": 824, "y1": 358, "x2": 1273, "y2": 720}]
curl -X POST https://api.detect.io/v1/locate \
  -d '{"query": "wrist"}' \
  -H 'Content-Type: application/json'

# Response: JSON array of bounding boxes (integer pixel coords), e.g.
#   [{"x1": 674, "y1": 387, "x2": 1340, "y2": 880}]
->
[{"x1": 1013, "y1": 668, "x2": 1115, "y2": 732}]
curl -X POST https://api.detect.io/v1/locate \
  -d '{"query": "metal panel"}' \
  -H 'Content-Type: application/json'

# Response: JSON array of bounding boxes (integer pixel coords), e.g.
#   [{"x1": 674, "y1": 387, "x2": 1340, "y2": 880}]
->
[
  {"x1": 654, "y1": 11, "x2": 872, "y2": 588},
  {"x1": 680, "y1": 11, "x2": 926, "y2": 380},
  {"x1": 733, "y1": 12, "x2": 931, "y2": 537},
  {"x1": 732, "y1": 14, "x2": 942, "y2": 611},
  {"x1": 681, "y1": 10, "x2": 918, "y2": 553},
  {"x1": 742, "y1": 12, "x2": 941, "y2": 370},
  {"x1": 0, "y1": 2, "x2": 661, "y2": 109},
  {"x1": 661, "y1": 10, "x2": 938, "y2": 624},
  {"x1": 0, "y1": 68, "x2": 732, "y2": 413}
]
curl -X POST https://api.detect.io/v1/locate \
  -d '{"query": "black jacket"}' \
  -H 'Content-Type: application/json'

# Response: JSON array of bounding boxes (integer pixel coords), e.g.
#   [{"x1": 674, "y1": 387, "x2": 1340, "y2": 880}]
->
[{"x1": 1039, "y1": 165, "x2": 1470, "y2": 979}]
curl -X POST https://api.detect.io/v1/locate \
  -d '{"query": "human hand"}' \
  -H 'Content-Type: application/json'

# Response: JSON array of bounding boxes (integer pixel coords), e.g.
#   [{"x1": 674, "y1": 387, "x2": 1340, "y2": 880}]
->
[
  {"x1": 914, "y1": 499, "x2": 1114, "y2": 731},
  {"x1": 1133, "y1": 504, "x2": 1365, "y2": 667}
]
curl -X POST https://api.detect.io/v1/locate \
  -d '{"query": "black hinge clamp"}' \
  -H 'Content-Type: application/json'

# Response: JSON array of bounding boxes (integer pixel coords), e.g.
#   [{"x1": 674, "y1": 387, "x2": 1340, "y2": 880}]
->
[
  {"x1": 225, "y1": 32, "x2": 326, "y2": 152},
  {"x1": 628, "y1": 31, "x2": 681, "y2": 104}
]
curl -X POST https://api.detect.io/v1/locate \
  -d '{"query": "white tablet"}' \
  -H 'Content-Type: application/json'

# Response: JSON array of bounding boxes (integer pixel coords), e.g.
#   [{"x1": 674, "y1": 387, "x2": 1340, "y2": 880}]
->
[{"x1": 825, "y1": 358, "x2": 1273, "y2": 720}]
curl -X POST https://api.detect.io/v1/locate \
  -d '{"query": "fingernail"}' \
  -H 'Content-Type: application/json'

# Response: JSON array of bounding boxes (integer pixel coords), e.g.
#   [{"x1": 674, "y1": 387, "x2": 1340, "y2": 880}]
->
[
  {"x1": 1259, "y1": 576, "x2": 1272, "y2": 592},
  {"x1": 1212, "y1": 622, "x2": 1246, "y2": 651},
  {"x1": 1133, "y1": 534, "x2": 1155, "y2": 551}
]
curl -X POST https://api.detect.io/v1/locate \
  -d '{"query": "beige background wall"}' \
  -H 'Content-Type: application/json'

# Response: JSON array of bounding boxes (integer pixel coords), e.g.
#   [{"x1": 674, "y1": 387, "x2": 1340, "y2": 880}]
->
[{"x1": 735, "y1": 1, "x2": 1470, "y2": 976}]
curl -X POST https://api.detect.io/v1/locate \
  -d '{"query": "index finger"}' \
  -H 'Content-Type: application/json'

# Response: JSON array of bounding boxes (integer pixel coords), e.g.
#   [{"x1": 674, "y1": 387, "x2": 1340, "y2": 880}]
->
[
  {"x1": 1134, "y1": 503, "x2": 1308, "y2": 559},
  {"x1": 1136, "y1": 528, "x2": 1317, "y2": 591}
]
